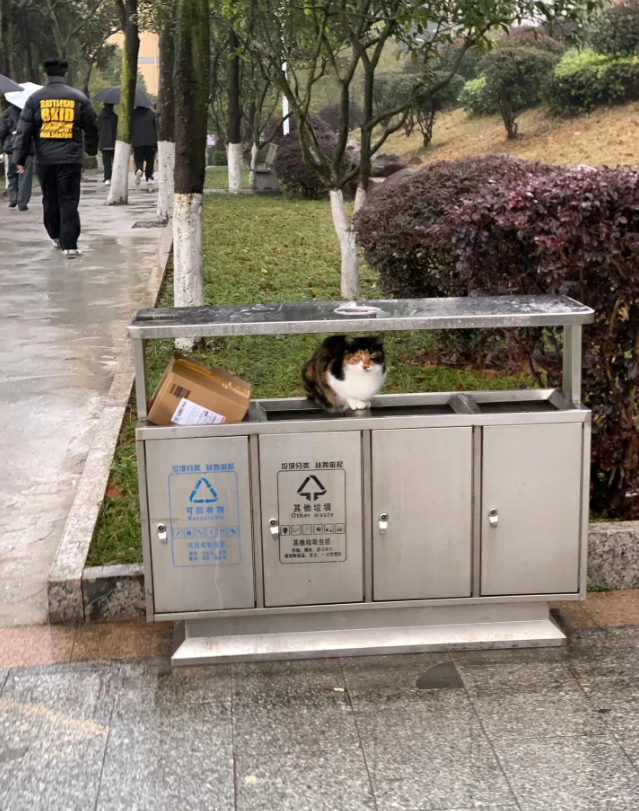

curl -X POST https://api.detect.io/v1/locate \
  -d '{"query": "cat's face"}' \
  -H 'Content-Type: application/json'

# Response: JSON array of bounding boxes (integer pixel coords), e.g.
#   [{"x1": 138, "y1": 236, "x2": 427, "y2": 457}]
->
[{"x1": 343, "y1": 336, "x2": 385, "y2": 373}]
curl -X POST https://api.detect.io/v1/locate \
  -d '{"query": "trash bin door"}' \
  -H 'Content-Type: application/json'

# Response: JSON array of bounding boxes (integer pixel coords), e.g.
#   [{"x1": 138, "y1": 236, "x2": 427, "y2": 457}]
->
[
  {"x1": 481, "y1": 423, "x2": 583, "y2": 596},
  {"x1": 145, "y1": 436, "x2": 255, "y2": 614},
  {"x1": 259, "y1": 432, "x2": 363, "y2": 607},
  {"x1": 372, "y1": 428, "x2": 473, "y2": 601}
]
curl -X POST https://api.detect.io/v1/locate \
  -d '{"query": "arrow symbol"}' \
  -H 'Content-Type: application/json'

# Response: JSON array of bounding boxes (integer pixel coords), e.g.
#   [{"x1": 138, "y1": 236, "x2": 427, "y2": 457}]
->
[{"x1": 297, "y1": 475, "x2": 327, "y2": 502}]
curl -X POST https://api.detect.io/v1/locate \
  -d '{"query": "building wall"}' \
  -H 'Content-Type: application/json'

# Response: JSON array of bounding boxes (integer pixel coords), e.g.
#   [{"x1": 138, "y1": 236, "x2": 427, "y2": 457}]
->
[{"x1": 108, "y1": 31, "x2": 160, "y2": 97}]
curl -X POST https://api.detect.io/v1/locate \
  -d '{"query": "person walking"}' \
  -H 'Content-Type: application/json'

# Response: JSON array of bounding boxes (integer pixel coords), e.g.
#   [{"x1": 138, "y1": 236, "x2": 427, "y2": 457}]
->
[
  {"x1": 13, "y1": 58, "x2": 98, "y2": 258},
  {"x1": 97, "y1": 102, "x2": 117, "y2": 187},
  {"x1": 131, "y1": 105, "x2": 157, "y2": 188},
  {"x1": 0, "y1": 101, "x2": 34, "y2": 211}
]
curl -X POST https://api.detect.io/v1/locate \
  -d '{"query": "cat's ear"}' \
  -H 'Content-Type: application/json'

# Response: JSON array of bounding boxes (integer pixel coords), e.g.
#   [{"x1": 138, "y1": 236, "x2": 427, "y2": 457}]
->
[
  {"x1": 373, "y1": 334, "x2": 384, "y2": 347},
  {"x1": 344, "y1": 335, "x2": 357, "y2": 348}
]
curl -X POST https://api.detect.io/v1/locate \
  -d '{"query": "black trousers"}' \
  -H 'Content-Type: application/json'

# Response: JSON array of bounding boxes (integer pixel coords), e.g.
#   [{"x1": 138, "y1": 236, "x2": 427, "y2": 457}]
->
[
  {"x1": 102, "y1": 149, "x2": 114, "y2": 181},
  {"x1": 133, "y1": 146, "x2": 155, "y2": 180},
  {"x1": 36, "y1": 163, "x2": 82, "y2": 250}
]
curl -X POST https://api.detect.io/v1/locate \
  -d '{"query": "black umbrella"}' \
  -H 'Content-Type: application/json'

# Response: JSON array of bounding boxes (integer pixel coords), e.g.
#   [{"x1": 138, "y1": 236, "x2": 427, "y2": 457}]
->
[
  {"x1": 93, "y1": 86, "x2": 152, "y2": 107},
  {"x1": 0, "y1": 74, "x2": 22, "y2": 94}
]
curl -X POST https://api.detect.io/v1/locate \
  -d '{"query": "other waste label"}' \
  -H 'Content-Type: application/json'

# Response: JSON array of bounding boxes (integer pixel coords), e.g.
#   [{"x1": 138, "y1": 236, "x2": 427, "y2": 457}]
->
[{"x1": 277, "y1": 468, "x2": 346, "y2": 563}]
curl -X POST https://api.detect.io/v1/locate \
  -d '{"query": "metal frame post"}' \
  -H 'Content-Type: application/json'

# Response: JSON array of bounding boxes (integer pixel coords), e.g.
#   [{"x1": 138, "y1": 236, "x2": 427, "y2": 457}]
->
[
  {"x1": 132, "y1": 338, "x2": 148, "y2": 421},
  {"x1": 563, "y1": 325, "x2": 582, "y2": 406}
]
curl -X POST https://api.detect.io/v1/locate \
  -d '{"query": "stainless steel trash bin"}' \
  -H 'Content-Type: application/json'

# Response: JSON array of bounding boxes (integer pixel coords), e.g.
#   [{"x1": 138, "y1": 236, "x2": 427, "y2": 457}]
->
[{"x1": 128, "y1": 295, "x2": 594, "y2": 666}]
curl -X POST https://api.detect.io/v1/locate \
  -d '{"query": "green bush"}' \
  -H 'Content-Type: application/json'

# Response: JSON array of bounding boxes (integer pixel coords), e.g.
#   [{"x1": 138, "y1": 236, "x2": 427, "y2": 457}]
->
[
  {"x1": 210, "y1": 149, "x2": 228, "y2": 166},
  {"x1": 591, "y1": 0, "x2": 639, "y2": 56},
  {"x1": 459, "y1": 76, "x2": 497, "y2": 116},
  {"x1": 546, "y1": 49, "x2": 639, "y2": 114},
  {"x1": 480, "y1": 46, "x2": 559, "y2": 137}
]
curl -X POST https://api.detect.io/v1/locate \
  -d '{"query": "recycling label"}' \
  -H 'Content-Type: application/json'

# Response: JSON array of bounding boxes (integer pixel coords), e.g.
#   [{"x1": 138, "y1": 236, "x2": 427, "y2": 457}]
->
[
  {"x1": 168, "y1": 465, "x2": 241, "y2": 567},
  {"x1": 277, "y1": 469, "x2": 346, "y2": 563}
]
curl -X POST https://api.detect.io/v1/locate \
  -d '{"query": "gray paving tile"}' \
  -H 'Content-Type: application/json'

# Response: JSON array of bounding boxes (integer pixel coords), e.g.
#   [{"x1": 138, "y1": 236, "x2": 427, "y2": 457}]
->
[
  {"x1": 234, "y1": 698, "x2": 360, "y2": 756},
  {"x1": 2, "y1": 661, "x2": 120, "y2": 724},
  {"x1": 342, "y1": 652, "x2": 457, "y2": 711},
  {"x1": 0, "y1": 662, "x2": 118, "y2": 811},
  {"x1": 117, "y1": 658, "x2": 232, "y2": 710},
  {"x1": 494, "y1": 735, "x2": 639, "y2": 811},
  {"x1": 457, "y1": 659, "x2": 606, "y2": 739},
  {"x1": 452, "y1": 646, "x2": 570, "y2": 666},
  {"x1": 232, "y1": 658, "x2": 349, "y2": 711},
  {"x1": 355, "y1": 702, "x2": 516, "y2": 811},
  {"x1": 235, "y1": 750, "x2": 375, "y2": 811},
  {"x1": 96, "y1": 702, "x2": 234, "y2": 811},
  {"x1": 0, "y1": 670, "x2": 8, "y2": 693}
]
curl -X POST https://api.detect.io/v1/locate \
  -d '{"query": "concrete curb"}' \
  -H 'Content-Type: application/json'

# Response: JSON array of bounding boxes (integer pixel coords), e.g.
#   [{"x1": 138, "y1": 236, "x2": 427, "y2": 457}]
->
[
  {"x1": 47, "y1": 224, "x2": 173, "y2": 624},
  {"x1": 73, "y1": 521, "x2": 639, "y2": 623}
]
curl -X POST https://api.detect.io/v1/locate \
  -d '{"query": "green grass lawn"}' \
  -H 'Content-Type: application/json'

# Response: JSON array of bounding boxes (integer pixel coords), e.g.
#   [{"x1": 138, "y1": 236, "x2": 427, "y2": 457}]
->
[
  {"x1": 88, "y1": 194, "x2": 526, "y2": 567},
  {"x1": 204, "y1": 165, "x2": 251, "y2": 190}
]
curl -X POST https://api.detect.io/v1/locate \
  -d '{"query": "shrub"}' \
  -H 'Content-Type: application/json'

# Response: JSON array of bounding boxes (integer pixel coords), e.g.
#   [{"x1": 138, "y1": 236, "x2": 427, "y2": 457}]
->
[
  {"x1": 432, "y1": 166, "x2": 639, "y2": 518},
  {"x1": 210, "y1": 149, "x2": 228, "y2": 166},
  {"x1": 318, "y1": 101, "x2": 364, "y2": 132},
  {"x1": 546, "y1": 49, "x2": 639, "y2": 114},
  {"x1": 441, "y1": 42, "x2": 482, "y2": 81},
  {"x1": 591, "y1": 0, "x2": 639, "y2": 56},
  {"x1": 504, "y1": 27, "x2": 566, "y2": 53},
  {"x1": 479, "y1": 46, "x2": 560, "y2": 137},
  {"x1": 261, "y1": 114, "x2": 338, "y2": 199},
  {"x1": 353, "y1": 155, "x2": 551, "y2": 299},
  {"x1": 459, "y1": 76, "x2": 497, "y2": 116},
  {"x1": 274, "y1": 131, "x2": 337, "y2": 199}
]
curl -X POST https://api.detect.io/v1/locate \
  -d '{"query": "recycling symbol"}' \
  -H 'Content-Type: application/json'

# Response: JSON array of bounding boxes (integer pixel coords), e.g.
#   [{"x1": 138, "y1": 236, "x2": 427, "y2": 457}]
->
[
  {"x1": 297, "y1": 475, "x2": 327, "y2": 502},
  {"x1": 189, "y1": 477, "x2": 218, "y2": 504}
]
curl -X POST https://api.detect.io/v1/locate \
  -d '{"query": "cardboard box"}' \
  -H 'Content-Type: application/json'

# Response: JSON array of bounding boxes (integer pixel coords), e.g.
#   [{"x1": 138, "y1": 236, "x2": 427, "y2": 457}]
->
[{"x1": 147, "y1": 356, "x2": 251, "y2": 426}]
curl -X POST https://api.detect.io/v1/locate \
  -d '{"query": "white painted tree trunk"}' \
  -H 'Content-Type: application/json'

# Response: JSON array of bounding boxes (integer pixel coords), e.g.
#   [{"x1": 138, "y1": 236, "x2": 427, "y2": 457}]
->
[
  {"x1": 173, "y1": 192, "x2": 204, "y2": 350},
  {"x1": 156, "y1": 140, "x2": 175, "y2": 222},
  {"x1": 227, "y1": 142, "x2": 242, "y2": 193},
  {"x1": 249, "y1": 142, "x2": 259, "y2": 190},
  {"x1": 330, "y1": 189, "x2": 359, "y2": 300},
  {"x1": 354, "y1": 184, "x2": 367, "y2": 214},
  {"x1": 106, "y1": 140, "x2": 130, "y2": 205}
]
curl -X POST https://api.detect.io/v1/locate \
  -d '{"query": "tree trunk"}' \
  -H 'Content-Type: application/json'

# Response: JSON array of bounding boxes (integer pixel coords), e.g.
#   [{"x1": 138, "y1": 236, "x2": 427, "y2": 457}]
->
[
  {"x1": 0, "y1": 0, "x2": 12, "y2": 76},
  {"x1": 173, "y1": 0, "x2": 210, "y2": 349},
  {"x1": 227, "y1": 142, "x2": 242, "y2": 193},
  {"x1": 354, "y1": 184, "x2": 367, "y2": 214},
  {"x1": 107, "y1": 0, "x2": 139, "y2": 206},
  {"x1": 227, "y1": 23, "x2": 241, "y2": 193},
  {"x1": 157, "y1": 7, "x2": 176, "y2": 222},
  {"x1": 330, "y1": 189, "x2": 359, "y2": 300},
  {"x1": 249, "y1": 142, "x2": 258, "y2": 190}
]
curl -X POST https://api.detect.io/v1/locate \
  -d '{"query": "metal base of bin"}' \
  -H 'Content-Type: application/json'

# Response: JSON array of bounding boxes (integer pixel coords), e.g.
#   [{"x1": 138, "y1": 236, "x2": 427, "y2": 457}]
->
[{"x1": 170, "y1": 601, "x2": 566, "y2": 666}]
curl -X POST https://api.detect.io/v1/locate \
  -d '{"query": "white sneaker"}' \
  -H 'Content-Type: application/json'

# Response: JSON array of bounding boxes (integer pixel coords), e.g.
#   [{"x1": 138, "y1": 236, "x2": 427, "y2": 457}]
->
[
  {"x1": 104, "y1": 179, "x2": 110, "y2": 186},
  {"x1": 63, "y1": 248, "x2": 82, "y2": 259},
  {"x1": 51, "y1": 238, "x2": 61, "y2": 249},
  {"x1": 135, "y1": 169, "x2": 142, "y2": 186}
]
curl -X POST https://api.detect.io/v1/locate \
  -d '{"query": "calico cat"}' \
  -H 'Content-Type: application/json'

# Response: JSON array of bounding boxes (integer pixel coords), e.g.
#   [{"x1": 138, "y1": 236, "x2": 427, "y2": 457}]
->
[{"x1": 302, "y1": 335, "x2": 386, "y2": 412}]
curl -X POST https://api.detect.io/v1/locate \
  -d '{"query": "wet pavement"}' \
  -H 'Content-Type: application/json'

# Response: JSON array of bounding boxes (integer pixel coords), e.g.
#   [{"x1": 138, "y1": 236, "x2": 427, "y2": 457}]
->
[
  {"x1": 0, "y1": 175, "x2": 162, "y2": 625},
  {"x1": 2, "y1": 611, "x2": 639, "y2": 810}
]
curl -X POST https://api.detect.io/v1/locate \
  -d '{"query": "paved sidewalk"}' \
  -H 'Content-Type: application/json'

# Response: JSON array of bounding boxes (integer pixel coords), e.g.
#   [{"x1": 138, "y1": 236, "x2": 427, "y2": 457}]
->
[
  {"x1": 0, "y1": 175, "x2": 162, "y2": 625},
  {"x1": 2, "y1": 618, "x2": 639, "y2": 810},
  {"x1": 0, "y1": 592, "x2": 636, "y2": 810}
]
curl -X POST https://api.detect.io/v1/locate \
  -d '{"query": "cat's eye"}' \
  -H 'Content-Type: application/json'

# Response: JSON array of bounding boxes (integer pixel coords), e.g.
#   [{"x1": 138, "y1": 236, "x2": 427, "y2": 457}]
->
[{"x1": 371, "y1": 352, "x2": 382, "y2": 360}]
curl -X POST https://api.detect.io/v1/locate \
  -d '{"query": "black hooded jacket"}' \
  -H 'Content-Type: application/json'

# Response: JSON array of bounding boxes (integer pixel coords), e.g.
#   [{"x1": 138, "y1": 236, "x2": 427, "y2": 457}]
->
[
  {"x1": 13, "y1": 76, "x2": 98, "y2": 166},
  {"x1": 0, "y1": 104, "x2": 20, "y2": 153},
  {"x1": 97, "y1": 105, "x2": 118, "y2": 150}
]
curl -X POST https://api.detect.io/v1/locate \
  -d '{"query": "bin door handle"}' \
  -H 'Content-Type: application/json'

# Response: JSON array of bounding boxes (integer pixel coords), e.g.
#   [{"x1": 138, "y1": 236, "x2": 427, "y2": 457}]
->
[
  {"x1": 157, "y1": 523, "x2": 168, "y2": 544},
  {"x1": 378, "y1": 512, "x2": 389, "y2": 535},
  {"x1": 488, "y1": 508, "x2": 499, "y2": 528},
  {"x1": 269, "y1": 518, "x2": 279, "y2": 540}
]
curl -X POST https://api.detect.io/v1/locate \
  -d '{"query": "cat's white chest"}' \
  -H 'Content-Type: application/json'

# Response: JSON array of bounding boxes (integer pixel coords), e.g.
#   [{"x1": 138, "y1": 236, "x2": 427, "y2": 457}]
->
[{"x1": 329, "y1": 364, "x2": 386, "y2": 410}]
